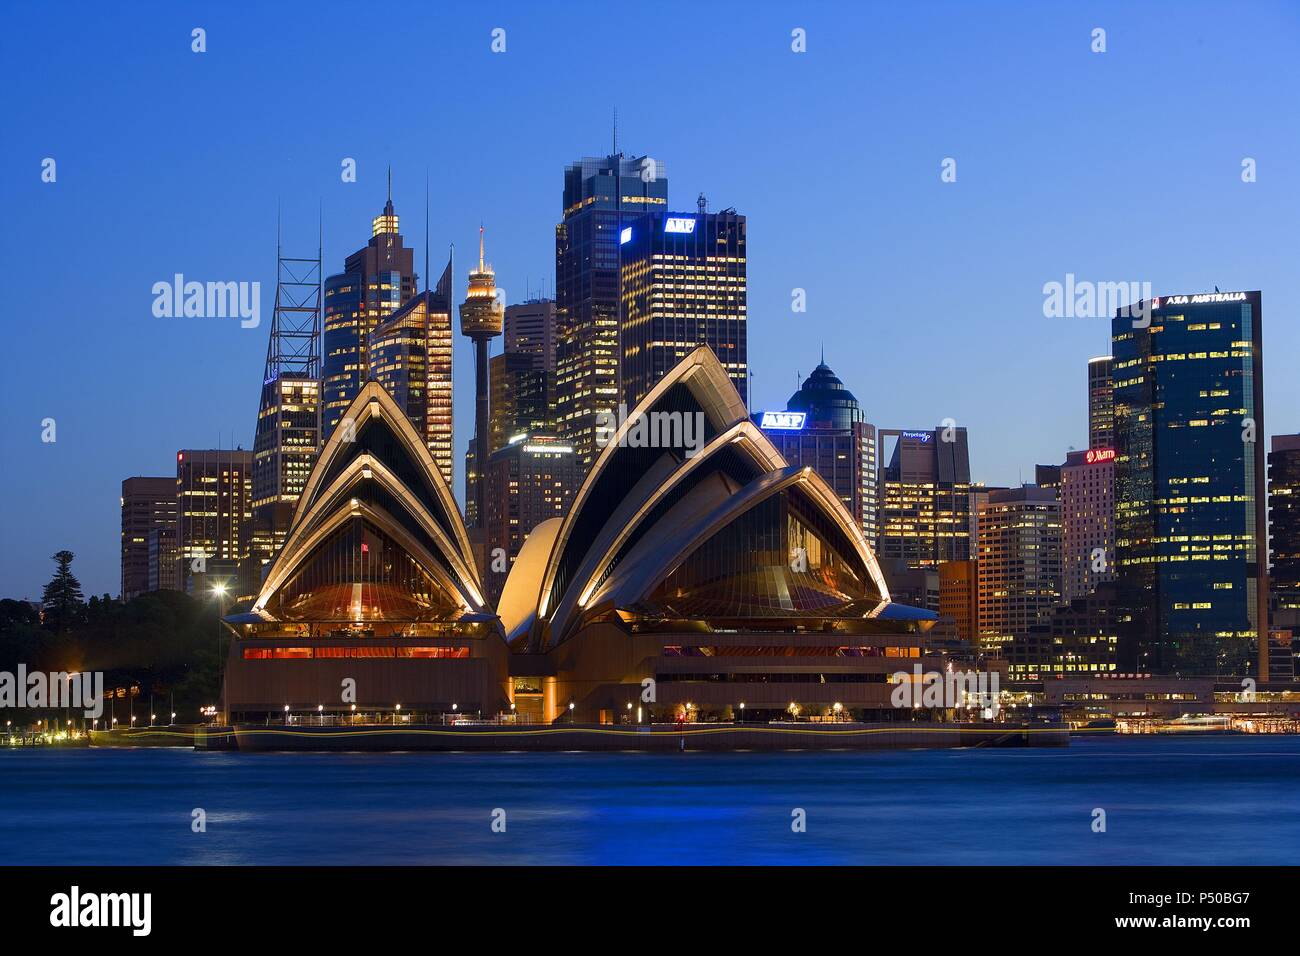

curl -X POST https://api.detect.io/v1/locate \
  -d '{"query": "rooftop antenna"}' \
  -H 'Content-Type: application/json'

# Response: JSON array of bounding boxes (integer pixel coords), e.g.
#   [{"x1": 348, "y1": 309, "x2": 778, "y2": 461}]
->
[
  {"x1": 387, "y1": 164, "x2": 392, "y2": 203},
  {"x1": 697, "y1": 192, "x2": 707, "y2": 214},
  {"x1": 424, "y1": 168, "x2": 430, "y2": 292},
  {"x1": 613, "y1": 106, "x2": 618, "y2": 156}
]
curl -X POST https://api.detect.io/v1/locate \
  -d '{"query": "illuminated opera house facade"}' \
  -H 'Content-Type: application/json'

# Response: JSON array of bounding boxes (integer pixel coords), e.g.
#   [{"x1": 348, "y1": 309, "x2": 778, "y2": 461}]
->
[{"x1": 222, "y1": 349, "x2": 943, "y2": 725}]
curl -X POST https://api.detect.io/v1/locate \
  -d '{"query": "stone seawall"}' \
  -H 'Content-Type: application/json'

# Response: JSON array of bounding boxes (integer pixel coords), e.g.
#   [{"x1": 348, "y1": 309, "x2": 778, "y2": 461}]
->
[{"x1": 193, "y1": 721, "x2": 1068, "y2": 752}]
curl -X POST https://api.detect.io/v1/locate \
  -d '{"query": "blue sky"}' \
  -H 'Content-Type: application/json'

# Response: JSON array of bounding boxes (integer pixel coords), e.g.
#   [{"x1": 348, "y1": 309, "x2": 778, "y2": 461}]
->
[{"x1": 2, "y1": 0, "x2": 1298, "y2": 598}]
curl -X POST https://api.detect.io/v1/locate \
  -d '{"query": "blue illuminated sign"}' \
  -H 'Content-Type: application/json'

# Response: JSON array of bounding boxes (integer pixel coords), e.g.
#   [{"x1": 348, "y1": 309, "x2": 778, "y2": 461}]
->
[
  {"x1": 760, "y1": 411, "x2": 806, "y2": 431},
  {"x1": 619, "y1": 226, "x2": 632, "y2": 244},
  {"x1": 901, "y1": 431, "x2": 932, "y2": 442},
  {"x1": 664, "y1": 217, "x2": 696, "y2": 234}
]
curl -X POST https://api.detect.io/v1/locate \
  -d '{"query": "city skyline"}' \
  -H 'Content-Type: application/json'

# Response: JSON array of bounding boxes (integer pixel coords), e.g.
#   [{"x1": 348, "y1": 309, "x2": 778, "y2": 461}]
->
[{"x1": 4, "y1": 1, "x2": 1300, "y2": 598}]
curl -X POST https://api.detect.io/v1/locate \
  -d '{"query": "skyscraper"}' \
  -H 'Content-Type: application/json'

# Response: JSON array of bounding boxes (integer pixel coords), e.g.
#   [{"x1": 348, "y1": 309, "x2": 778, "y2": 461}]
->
[
  {"x1": 1111, "y1": 290, "x2": 1266, "y2": 676},
  {"x1": 1061, "y1": 447, "x2": 1116, "y2": 602},
  {"x1": 175, "y1": 449, "x2": 254, "y2": 597},
  {"x1": 251, "y1": 235, "x2": 322, "y2": 584},
  {"x1": 504, "y1": 298, "x2": 556, "y2": 372},
  {"x1": 459, "y1": 227, "x2": 502, "y2": 539},
  {"x1": 120, "y1": 476, "x2": 177, "y2": 600},
  {"x1": 938, "y1": 559, "x2": 979, "y2": 643},
  {"x1": 876, "y1": 428, "x2": 972, "y2": 567},
  {"x1": 1088, "y1": 355, "x2": 1114, "y2": 449},
  {"x1": 1268, "y1": 434, "x2": 1300, "y2": 612},
  {"x1": 555, "y1": 153, "x2": 668, "y2": 466},
  {"x1": 147, "y1": 526, "x2": 178, "y2": 593},
  {"x1": 976, "y1": 485, "x2": 1062, "y2": 670},
  {"x1": 322, "y1": 181, "x2": 418, "y2": 435},
  {"x1": 619, "y1": 206, "x2": 747, "y2": 408},
  {"x1": 756, "y1": 360, "x2": 876, "y2": 543},
  {"x1": 367, "y1": 257, "x2": 455, "y2": 485},
  {"x1": 482, "y1": 434, "x2": 580, "y2": 604},
  {"x1": 489, "y1": 351, "x2": 551, "y2": 453}
]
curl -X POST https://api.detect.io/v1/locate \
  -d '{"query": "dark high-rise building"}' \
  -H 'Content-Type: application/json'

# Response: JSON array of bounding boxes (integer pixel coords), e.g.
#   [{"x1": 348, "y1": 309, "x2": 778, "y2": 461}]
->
[
  {"x1": 1019, "y1": 582, "x2": 1119, "y2": 679},
  {"x1": 367, "y1": 259, "x2": 455, "y2": 485},
  {"x1": 756, "y1": 360, "x2": 876, "y2": 542},
  {"x1": 504, "y1": 298, "x2": 556, "y2": 372},
  {"x1": 489, "y1": 351, "x2": 551, "y2": 453},
  {"x1": 1111, "y1": 290, "x2": 1266, "y2": 676},
  {"x1": 877, "y1": 428, "x2": 972, "y2": 567},
  {"x1": 176, "y1": 449, "x2": 254, "y2": 597},
  {"x1": 482, "y1": 434, "x2": 580, "y2": 604},
  {"x1": 120, "y1": 476, "x2": 177, "y2": 599},
  {"x1": 1268, "y1": 434, "x2": 1300, "y2": 613},
  {"x1": 1035, "y1": 463, "x2": 1062, "y2": 492},
  {"x1": 147, "y1": 527, "x2": 178, "y2": 593},
  {"x1": 464, "y1": 438, "x2": 480, "y2": 530},
  {"x1": 619, "y1": 207, "x2": 747, "y2": 408},
  {"x1": 555, "y1": 153, "x2": 668, "y2": 466},
  {"x1": 1088, "y1": 355, "x2": 1114, "y2": 449},
  {"x1": 459, "y1": 228, "x2": 502, "y2": 545},
  {"x1": 976, "y1": 485, "x2": 1062, "y2": 671},
  {"x1": 322, "y1": 183, "x2": 418, "y2": 435}
]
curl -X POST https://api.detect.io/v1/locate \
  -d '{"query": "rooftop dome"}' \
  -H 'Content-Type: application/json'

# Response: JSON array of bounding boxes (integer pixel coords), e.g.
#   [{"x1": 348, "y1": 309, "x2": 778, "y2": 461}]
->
[{"x1": 786, "y1": 361, "x2": 864, "y2": 430}]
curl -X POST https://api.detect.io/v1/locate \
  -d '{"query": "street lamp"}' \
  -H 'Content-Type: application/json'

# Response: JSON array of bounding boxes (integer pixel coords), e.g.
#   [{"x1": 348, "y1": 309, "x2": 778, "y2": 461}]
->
[
  {"x1": 739, "y1": 701, "x2": 745, "y2": 724},
  {"x1": 568, "y1": 701, "x2": 575, "y2": 723}
]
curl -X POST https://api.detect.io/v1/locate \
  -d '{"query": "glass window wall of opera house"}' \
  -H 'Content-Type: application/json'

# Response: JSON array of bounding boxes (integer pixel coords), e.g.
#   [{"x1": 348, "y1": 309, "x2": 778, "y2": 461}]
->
[{"x1": 222, "y1": 349, "x2": 984, "y2": 726}]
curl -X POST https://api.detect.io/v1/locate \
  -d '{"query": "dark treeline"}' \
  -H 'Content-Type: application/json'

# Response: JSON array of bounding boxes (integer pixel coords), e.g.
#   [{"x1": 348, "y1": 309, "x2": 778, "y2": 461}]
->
[{"x1": 1, "y1": 553, "x2": 224, "y2": 723}]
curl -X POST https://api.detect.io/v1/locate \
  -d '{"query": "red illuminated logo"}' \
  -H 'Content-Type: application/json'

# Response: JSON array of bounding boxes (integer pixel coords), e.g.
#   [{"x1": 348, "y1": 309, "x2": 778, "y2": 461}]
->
[{"x1": 1085, "y1": 448, "x2": 1115, "y2": 464}]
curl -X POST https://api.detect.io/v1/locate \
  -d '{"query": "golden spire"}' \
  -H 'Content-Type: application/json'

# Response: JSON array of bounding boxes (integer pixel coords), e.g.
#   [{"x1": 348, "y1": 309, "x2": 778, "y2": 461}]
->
[{"x1": 478, "y1": 224, "x2": 486, "y2": 272}]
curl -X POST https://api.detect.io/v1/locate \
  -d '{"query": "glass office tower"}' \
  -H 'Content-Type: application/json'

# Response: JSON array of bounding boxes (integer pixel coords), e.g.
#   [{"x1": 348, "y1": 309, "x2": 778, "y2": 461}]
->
[
  {"x1": 554, "y1": 154, "x2": 668, "y2": 467},
  {"x1": 1269, "y1": 435, "x2": 1300, "y2": 611},
  {"x1": 619, "y1": 208, "x2": 747, "y2": 408},
  {"x1": 876, "y1": 427, "x2": 972, "y2": 567},
  {"x1": 1088, "y1": 356, "x2": 1114, "y2": 449},
  {"x1": 1111, "y1": 291, "x2": 1266, "y2": 676},
  {"x1": 321, "y1": 192, "x2": 418, "y2": 434}
]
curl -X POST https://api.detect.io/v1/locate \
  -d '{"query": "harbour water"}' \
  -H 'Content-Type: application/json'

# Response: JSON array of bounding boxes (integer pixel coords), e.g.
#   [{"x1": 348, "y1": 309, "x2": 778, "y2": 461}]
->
[{"x1": 1, "y1": 736, "x2": 1297, "y2": 865}]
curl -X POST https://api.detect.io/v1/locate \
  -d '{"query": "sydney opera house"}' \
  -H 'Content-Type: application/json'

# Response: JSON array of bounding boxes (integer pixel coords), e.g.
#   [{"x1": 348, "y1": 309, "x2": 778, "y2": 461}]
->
[{"x1": 221, "y1": 348, "x2": 952, "y2": 726}]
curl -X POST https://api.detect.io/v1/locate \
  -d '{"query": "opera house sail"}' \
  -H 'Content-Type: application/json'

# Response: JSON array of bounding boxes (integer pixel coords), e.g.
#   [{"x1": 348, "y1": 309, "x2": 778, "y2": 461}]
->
[
  {"x1": 496, "y1": 347, "x2": 939, "y2": 725},
  {"x1": 221, "y1": 382, "x2": 508, "y2": 720}
]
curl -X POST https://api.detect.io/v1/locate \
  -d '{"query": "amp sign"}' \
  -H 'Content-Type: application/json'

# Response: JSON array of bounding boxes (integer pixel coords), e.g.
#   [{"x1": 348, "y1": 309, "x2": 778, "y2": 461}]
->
[{"x1": 760, "y1": 411, "x2": 806, "y2": 431}]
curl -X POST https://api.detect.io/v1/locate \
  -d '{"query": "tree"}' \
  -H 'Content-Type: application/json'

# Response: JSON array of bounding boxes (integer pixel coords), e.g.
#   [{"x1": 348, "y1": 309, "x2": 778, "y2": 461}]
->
[{"x1": 41, "y1": 550, "x2": 84, "y2": 631}]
